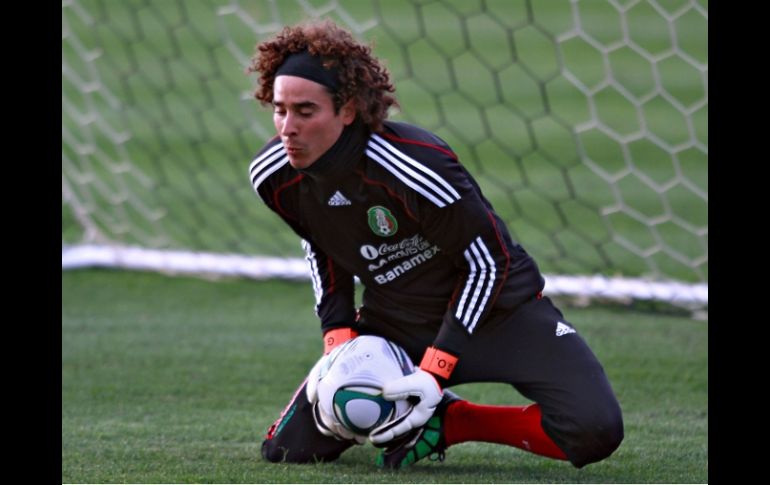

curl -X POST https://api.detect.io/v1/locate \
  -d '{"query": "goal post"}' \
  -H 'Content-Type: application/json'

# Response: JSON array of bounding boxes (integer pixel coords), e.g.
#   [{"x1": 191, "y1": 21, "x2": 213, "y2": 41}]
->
[{"x1": 62, "y1": 0, "x2": 707, "y2": 309}]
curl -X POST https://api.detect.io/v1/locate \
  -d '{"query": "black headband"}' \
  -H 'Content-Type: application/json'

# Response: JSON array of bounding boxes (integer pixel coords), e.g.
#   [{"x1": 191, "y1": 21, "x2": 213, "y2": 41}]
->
[{"x1": 275, "y1": 50, "x2": 339, "y2": 92}]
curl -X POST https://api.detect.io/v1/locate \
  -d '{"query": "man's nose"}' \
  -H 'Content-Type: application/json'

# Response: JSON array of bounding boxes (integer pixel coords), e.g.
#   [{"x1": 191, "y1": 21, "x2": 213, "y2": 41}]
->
[{"x1": 281, "y1": 113, "x2": 299, "y2": 137}]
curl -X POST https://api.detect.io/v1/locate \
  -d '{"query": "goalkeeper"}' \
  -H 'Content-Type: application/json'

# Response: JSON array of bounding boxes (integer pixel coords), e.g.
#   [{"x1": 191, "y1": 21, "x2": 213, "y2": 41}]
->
[{"x1": 250, "y1": 19, "x2": 623, "y2": 469}]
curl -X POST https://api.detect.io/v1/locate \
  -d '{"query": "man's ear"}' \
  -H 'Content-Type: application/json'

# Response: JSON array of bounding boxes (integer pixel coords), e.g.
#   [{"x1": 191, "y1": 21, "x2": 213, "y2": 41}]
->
[{"x1": 340, "y1": 98, "x2": 357, "y2": 126}]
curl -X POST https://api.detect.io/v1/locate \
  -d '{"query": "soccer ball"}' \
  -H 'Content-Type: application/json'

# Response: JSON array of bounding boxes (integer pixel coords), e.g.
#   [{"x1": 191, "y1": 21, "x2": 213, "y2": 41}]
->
[{"x1": 316, "y1": 335, "x2": 414, "y2": 438}]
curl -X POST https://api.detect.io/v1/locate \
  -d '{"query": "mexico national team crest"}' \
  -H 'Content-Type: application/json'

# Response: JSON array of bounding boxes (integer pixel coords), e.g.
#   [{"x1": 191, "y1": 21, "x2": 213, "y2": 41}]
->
[{"x1": 367, "y1": 206, "x2": 398, "y2": 237}]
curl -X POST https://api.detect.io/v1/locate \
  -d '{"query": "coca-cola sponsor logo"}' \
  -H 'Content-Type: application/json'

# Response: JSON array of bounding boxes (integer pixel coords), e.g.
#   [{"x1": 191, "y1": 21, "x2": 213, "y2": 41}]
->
[{"x1": 360, "y1": 234, "x2": 432, "y2": 263}]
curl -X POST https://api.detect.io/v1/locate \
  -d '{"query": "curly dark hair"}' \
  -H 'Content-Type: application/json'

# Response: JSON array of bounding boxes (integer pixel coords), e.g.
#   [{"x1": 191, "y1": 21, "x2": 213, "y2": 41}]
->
[{"x1": 247, "y1": 19, "x2": 398, "y2": 133}]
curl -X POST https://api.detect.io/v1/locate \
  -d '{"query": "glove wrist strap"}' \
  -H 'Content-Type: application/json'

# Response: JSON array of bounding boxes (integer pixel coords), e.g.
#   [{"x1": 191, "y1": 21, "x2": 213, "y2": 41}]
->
[
  {"x1": 323, "y1": 328, "x2": 358, "y2": 354},
  {"x1": 419, "y1": 346, "x2": 458, "y2": 380}
]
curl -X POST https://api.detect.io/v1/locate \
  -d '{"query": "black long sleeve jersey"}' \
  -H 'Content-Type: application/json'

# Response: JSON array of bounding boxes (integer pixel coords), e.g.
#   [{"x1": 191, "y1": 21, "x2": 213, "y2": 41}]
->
[{"x1": 250, "y1": 120, "x2": 544, "y2": 358}]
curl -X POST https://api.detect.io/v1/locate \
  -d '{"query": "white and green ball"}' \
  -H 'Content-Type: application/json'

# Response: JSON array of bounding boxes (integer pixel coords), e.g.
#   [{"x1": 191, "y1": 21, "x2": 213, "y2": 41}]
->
[
  {"x1": 317, "y1": 335, "x2": 414, "y2": 438},
  {"x1": 332, "y1": 385, "x2": 396, "y2": 435}
]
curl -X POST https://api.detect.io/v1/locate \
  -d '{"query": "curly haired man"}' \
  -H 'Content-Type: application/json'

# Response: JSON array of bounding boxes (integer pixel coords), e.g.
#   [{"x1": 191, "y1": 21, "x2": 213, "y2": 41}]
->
[{"x1": 249, "y1": 19, "x2": 623, "y2": 469}]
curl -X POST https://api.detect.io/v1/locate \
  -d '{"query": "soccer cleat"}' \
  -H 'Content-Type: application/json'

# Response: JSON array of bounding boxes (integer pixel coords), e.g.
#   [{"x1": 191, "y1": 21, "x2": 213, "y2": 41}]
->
[{"x1": 375, "y1": 390, "x2": 459, "y2": 469}]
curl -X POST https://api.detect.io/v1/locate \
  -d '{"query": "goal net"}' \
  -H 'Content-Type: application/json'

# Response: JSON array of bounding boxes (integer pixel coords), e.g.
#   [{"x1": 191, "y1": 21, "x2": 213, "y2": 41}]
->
[{"x1": 62, "y1": 0, "x2": 707, "y2": 310}]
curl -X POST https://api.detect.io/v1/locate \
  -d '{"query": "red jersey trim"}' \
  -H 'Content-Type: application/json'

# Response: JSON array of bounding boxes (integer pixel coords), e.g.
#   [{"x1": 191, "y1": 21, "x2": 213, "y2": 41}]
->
[
  {"x1": 272, "y1": 174, "x2": 304, "y2": 222},
  {"x1": 381, "y1": 133, "x2": 459, "y2": 161},
  {"x1": 355, "y1": 169, "x2": 419, "y2": 221}
]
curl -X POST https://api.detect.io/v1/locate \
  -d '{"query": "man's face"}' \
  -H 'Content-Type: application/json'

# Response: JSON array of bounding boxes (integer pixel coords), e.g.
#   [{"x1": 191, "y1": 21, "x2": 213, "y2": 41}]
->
[{"x1": 272, "y1": 75, "x2": 355, "y2": 169}]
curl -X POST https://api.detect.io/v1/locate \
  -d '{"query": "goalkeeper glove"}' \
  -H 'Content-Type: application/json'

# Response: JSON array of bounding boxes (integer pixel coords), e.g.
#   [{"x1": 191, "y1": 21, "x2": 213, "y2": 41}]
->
[
  {"x1": 305, "y1": 327, "x2": 364, "y2": 443},
  {"x1": 306, "y1": 328, "x2": 358, "y2": 406},
  {"x1": 311, "y1": 400, "x2": 366, "y2": 444},
  {"x1": 369, "y1": 346, "x2": 458, "y2": 445}
]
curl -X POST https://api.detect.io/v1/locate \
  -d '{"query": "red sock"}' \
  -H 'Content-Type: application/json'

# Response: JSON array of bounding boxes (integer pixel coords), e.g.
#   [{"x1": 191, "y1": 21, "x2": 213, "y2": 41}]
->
[{"x1": 444, "y1": 401, "x2": 568, "y2": 460}]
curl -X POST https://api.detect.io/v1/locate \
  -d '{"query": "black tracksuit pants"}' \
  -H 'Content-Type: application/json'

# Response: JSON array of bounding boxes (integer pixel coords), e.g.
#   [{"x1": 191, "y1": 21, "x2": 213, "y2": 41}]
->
[{"x1": 262, "y1": 296, "x2": 623, "y2": 468}]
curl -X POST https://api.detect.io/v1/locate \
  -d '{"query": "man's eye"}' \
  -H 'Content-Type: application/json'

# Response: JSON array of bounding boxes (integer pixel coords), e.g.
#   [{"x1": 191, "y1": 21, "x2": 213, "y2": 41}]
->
[{"x1": 299, "y1": 111, "x2": 313, "y2": 117}]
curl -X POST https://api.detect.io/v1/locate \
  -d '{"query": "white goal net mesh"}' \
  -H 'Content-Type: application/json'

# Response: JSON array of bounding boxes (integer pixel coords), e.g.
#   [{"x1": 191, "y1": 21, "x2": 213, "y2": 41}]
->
[{"x1": 62, "y1": 0, "x2": 707, "y2": 309}]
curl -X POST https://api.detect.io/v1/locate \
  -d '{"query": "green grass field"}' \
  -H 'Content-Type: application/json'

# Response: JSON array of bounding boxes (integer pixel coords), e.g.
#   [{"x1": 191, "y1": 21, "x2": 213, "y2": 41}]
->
[
  {"x1": 62, "y1": 269, "x2": 707, "y2": 483},
  {"x1": 62, "y1": 2, "x2": 708, "y2": 481},
  {"x1": 62, "y1": 0, "x2": 708, "y2": 283}
]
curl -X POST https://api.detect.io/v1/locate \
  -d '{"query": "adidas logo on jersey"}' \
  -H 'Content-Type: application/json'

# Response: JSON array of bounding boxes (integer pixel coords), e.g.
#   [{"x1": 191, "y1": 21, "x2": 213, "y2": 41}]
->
[
  {"x1": 328, "y1": 190, "x2": 352, "y2": 206},
  {"x1": 555, "y1": 321, "x2": 576, "y2": 337}
]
